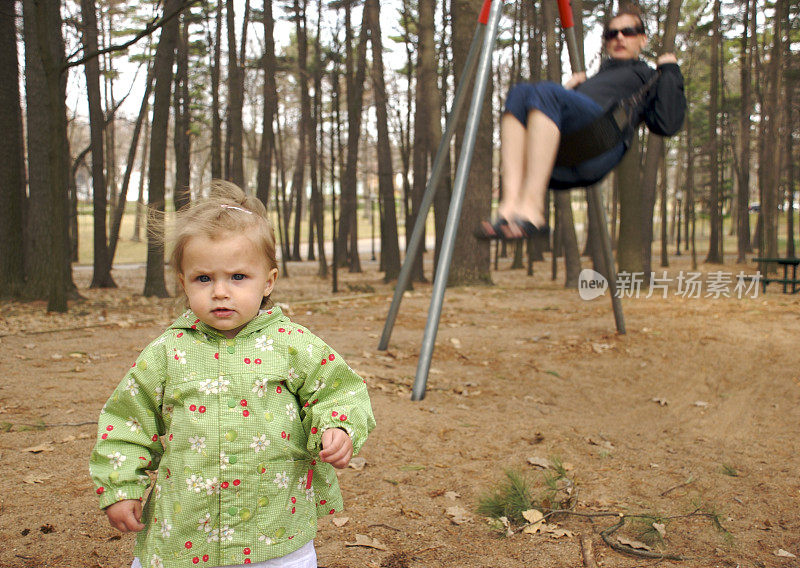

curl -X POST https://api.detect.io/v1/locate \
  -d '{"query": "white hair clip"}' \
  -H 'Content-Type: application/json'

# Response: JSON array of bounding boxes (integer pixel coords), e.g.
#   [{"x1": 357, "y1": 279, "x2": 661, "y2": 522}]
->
[{"x1": 220, "y1": 204, "x2": 253, "y2": 214}]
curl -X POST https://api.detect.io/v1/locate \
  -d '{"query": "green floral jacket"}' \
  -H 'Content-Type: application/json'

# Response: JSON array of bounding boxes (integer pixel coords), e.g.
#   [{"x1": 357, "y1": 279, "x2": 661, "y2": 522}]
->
[{"x1": 89, "y1": 307, "x2": 375, "y2": 567}]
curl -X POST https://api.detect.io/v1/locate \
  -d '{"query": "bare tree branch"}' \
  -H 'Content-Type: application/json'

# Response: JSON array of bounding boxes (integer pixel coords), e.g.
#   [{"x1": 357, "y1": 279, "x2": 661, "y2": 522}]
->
[{"x1": 62, "y1": 0, "x2": 201, "y2": 71}]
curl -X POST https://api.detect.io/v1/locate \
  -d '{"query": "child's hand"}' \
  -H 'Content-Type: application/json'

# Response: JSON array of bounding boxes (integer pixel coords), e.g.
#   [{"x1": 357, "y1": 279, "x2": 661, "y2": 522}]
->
[
  {"x1": 105, "y1": 499, "x2": 145, "y2": 533},
  {"x1": 319, "y1": 428, "x2": 353, "y2": 469}
]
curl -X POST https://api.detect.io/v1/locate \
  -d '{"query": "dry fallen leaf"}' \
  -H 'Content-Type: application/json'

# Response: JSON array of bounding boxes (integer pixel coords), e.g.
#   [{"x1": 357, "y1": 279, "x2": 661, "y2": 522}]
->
[
  {"x1": 774, "y1": 549, "x2": 796, "y2": 558},
  {"x1": 444, "y1": 491, "x2": 460, "y2": 500},
  {"x1": 23, "y1": 473, "x2": 53, "y2": 484},
  {"x1": 348, "y1": 457, "x2": 367, "y2": 471},
  {"x1": 651, "y1": 397, "x2": 669, "y2": 406},
  {"x1": 449, "y1": 337, "x2": 462, "y2": 349},
  {"x1": 527, "y1": 456, "x2": 552, "y2": 469},
  {"x1": 587, "y1": 437, "x2": 614, "y2": 451},
  {"x1": 652, "y1": 522, "x2": 666, "y2": 538},
  {"x1": 345, "y1": 534, "x2": 388, "y2": 551},
  {"x1": 521, "y1": 509, "x2": 544, "y2": 534},
  {"x1": 543, "y1": 525, "x2": 573, "y2": 539},
  {"x1": 693, "y1": 400, "x2": 709, "y2": 408},
  {"x1": 331, "y1": 517, "x2": 350, "y2": 527},
  {"x1": 445, "y1": 506, "x2": 472, "y2": 525},
  {"x1": 23, "y1": 443, "x2": 55, "y2": 454},
  {"x1": 591, "y1": 343, "x2": 613, "y2": 353},
  {"x1": 617, "y1": 536, "x2": 652, "y2": 551}
]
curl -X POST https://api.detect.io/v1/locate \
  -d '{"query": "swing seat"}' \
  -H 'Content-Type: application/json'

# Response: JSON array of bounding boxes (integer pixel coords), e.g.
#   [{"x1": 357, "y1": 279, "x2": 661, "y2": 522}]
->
[{"x1": 554, "y1": 104, "x2": 630, "y2": 168}]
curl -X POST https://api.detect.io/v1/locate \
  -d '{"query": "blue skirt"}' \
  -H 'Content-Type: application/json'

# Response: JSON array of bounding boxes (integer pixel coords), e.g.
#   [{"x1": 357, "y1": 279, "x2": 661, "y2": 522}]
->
[{"x1": 504, "y1": 81, "x2": 626, "y2": 189}]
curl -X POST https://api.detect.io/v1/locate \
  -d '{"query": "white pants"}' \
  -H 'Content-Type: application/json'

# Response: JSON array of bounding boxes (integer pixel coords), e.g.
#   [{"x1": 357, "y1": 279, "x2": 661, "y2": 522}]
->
[{"x1": 131, "y1": 540, "x2": 317, "y2": 568}]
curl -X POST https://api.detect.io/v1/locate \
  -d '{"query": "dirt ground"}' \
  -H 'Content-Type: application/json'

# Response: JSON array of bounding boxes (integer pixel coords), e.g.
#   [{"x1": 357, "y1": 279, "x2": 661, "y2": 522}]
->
[{"x1": 1, "y1": 254, "x2": 799, "y2": 568}]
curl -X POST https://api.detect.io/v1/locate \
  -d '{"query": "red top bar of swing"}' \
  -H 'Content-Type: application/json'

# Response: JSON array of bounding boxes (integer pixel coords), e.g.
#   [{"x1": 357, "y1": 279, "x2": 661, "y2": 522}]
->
[
  {"x1": 557, "y1": 0, "x2": 575, "y2": 29},
  {"x1": 479, "y1": 0, "x2": 493, "y2": 25}
]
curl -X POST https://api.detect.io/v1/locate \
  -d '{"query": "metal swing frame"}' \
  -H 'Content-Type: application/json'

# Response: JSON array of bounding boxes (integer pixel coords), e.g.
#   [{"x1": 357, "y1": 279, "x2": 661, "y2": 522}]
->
[{"x1": 378, "y1": 0, "x2": 625, "y2": 401}]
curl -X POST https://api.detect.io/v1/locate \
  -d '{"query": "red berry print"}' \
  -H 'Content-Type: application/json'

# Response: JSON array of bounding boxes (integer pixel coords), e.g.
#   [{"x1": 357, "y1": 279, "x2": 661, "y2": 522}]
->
[
  {"x1": 291, "y1": 507, "x2": 296, "y2": 514},
  {"x1": 266, "y1": 310, "x2": 273, "y2": 315},
  {"x1": 174, "y1": 354, "x2": 180, "y2": 360},
  {"x1": 242, "y1": 410, "x2": 249, "y2": 417},
  {"x1": 320, "y1": 359, "x2": 327, "y2": 366},
  {"x1": 244, "y1": 561, "x2": 251, "y2": 565},
  {"x1": 221, "y1": 482, "x2": 229, "y2": 489},
  {"x1": 169, "y1": 434, "x2": 174, "y2": 441},
  {"x1": 278, "y1": 328, "x2": 285, "y2": 333},
  {"x1": 101, "y1": 433, "x2": 108, "y2": 440},
  {"x1": 203, "y1": 555, "x2": 209, "y2": 562},
  {"x1": 152, "y1": 434, "x2": 159, "y2": 441},
  {"x1": 106, "y1": 425, "x2": 114, "y2": 432},
  {"x1": 276, "y1": 386, "x2": 282, "y2": 394},
  {"x1": 320, "y1": 499, "x2": 326, "y2": 505},
  {"x1": 214, "y1": 353, "x2": 219, "y2": 360},
  {"x1": 339, "y1": 415, "x2": 347, "y2": 421},
  {"x1": 291, "y1": 496, "x2": 296, "y2": 504},
  {"x1": 298, "y1": 329, "x2": 304, "y2": 334},
  {"x1": 199, "y1": 406, "x2": 206, "y2": 413},
  {"x1": 131, "y1": 362, "x2": 136, "y2": 368},
  {"x1": 243, "y1": 548, "x2": 251, "y2": 555},
  {"x1": 177, "y1": 332, "x2": 183, "y2": 338},
  {"x1": 189, "y1": 404, "x2": 197, "y2": 411},
  {"x1": 329, "y1": 509, "x2": 336, "y2": 515},
  {"x1": 194, "y1": 319, "x2": 200, "y2": 324},
  {"x1": 255, "y1": 359, "x2": 262, "y2": 365},
  {"x1": 312, "y1": 399, "x2": 318, "y2": 405},
  {"x1": 192, "y1": 558, "x2": 199, "y2": 565},
  {"x1": 311, "y1": 427, "x2": 318, "y2": 434},
  {"x1": 185, "y1": 541, "x2": 193, "y2": 549},
  {"x1": 96, "y1": 487, "x2": 104, "y2": 494},
  {"x1": 233, "y1": 479, "x2": 241, "y2": 486},
  {"x1": 281, "y1": 431, "x2": 287, "y2": 439},
  {"x1": 328, "y1": 354, "x2": 335, "y2": 361},
  {"x1": 244, "y1": 358, "x2": 251, "y2": 364},
  {"x1": 310, "y1": 460, "x2": 316, "y2": 466},
  {"x1": 191, "y1": 325, "x2": 197, "y2": 330},
  {"x1": 331, "y1": 411, "x2": 338, "y2": 418},
  {"x1": 240, "y1": 399, "x2": 247, "y2": 407}
]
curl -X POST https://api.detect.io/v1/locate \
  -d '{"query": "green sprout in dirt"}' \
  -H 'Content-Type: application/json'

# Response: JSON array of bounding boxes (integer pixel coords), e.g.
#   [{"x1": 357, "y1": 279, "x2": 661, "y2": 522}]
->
[
  {"x1": 630, "y1": 513, "x2": 669, "y2": 545},
  {"x1": 477, "y1": 457, "x2": 576, "y2": 532},
  {"x1": 720, "y1": 463, "x2": 739, "y2": 477}
]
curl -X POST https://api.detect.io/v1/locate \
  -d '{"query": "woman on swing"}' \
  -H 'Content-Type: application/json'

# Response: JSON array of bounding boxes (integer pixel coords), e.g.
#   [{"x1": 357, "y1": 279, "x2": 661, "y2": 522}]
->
[{"x1": 477, "y1": 5, "x2": 686, "y2": 241}]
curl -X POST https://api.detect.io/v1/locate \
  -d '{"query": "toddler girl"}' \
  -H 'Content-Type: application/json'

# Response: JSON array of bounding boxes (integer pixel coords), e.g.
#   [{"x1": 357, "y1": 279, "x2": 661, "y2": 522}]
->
[{"x1": 90, "y1": 182, "x2": 375, "y2": 568}]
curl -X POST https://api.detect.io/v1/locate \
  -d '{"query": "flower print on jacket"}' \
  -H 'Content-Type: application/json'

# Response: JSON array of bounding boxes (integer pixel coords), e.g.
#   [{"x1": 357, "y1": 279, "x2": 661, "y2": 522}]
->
[
  {"x1": 250, "y1": 434, "x2": 270, "y2": 453},
  {"x1": 255, "y1": 334, "x2": 274, "y2": 351},
  {"x1": 252, "y1": 377, "x2": 268, "y2": 397}
]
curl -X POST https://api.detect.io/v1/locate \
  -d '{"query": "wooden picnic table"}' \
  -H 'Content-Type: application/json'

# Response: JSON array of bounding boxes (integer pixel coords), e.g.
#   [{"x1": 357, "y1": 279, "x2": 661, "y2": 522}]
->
[{"x1": 752, "y1": 257, "x2": 800, "y2": 294}]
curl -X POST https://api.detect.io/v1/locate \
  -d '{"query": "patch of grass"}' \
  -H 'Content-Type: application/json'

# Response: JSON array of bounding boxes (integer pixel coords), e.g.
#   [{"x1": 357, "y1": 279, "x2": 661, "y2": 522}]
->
[
  {"x1": 720, "y1": 463, "x2": 739, "y2": 477},
  {"x1": 477, "y1": 458, "x2": 576, "y2": 531},
  {"x1": 630, "y1": 513, "x2": 668, "y2": 545}
]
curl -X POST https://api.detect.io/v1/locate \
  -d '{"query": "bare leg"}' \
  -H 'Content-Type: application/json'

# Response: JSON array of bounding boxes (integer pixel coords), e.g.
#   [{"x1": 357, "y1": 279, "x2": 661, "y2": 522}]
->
[
  {"x1": 497, "y1": 112, "x2": 527, "y2": 221},
  {"x1": 517, "y1": 109, "x2": 560, "y2": 228}
]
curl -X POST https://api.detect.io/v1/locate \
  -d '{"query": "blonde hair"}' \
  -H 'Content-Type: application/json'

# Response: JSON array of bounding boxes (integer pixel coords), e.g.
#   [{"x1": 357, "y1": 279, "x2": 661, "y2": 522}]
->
[{"x1": 168, "y1": 180, "x2": 278, "y2": 306}]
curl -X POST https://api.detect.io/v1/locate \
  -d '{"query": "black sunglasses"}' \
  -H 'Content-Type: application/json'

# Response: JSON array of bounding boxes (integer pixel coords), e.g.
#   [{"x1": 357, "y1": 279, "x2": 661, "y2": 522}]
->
[{"x1": 603, "y1": 26, "x2": 645, "y2": 41}]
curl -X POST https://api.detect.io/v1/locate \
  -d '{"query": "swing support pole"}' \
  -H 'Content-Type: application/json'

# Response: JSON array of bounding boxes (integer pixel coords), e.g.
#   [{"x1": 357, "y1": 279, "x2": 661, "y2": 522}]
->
[
  {"x1": 378, "y1": 1, "x2": 492, "y2": 352},
  {"x1": 557, "y1": 0, "x2": 626, "y2": 334},
  {"x1": 410, "y1": 0, "x2": 504, "y2": 401}
]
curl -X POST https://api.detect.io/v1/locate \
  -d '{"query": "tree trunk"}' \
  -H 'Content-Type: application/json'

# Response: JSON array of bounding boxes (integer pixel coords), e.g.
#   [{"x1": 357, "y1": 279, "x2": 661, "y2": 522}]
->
[
  {"x1": 143, "y1": 0, "x2": 181, "y2": 298},
  {"x1": 310, "y1": 0, "x2": 327, "y2": 275},
  {"x1": 256, "y1": 0, "x2": 277, "y2": 209},
  {"x1": 705, "y1": 0, "x2": 723, "y2": 263},
  {"x1": 616, "y1": 134, "x2": 643, "y2": 273},
  {"x1": 338, "y1": 4, "x2": 367, "y2": 272},
  {"x1": 364, "y1": 0, "x2": 400, "y2": 281},
  {"x1": 0, "y1": 0, "x2": 26, "y2": 298},
  {"x1": 80, "y1": 0, "x2": 115, "y2": 288},
  {"x1": 210, "y1": 0, "x2": 223, "y2": 179},
  {"x1": 444, "y1": 0, "x2": 492, "y2": 286},
  {"x1": 132, "y1": 111, "x2": 151, "y2": 242},
  {"x1": 759, "y1": 0, "x2": 782, "y2": 265},
  {"x1": 109, "y1": 60, "x2": 154, "y2": 259},
  {"x1": 736, "y1": 0, "x2": 754, "y2": 262},
  {"x1": 225, "y1": 0, "x2": 245, "y2": 188},
  {"x1": 659, "y1": 156, "x2": 669, "y2": 267},
  {"x1": 0, "y1": 2, "x2": 25, "y2": 288},
  {"x1": 641, "y1": 0, "x2": 682, "y2": 276},
  {"x1": 290, "y1": 0, "x2": 308, "y2": 262},
  {"x1": 23, "y1": 0, "x2": 74, "y2": 311},
  {"x1": 173, "y1": 14, "x2": 191, "y2": 211}
]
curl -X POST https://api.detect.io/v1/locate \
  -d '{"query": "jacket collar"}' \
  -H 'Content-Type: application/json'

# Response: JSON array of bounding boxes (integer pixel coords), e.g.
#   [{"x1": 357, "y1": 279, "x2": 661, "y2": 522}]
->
[{"x1": 168, "y1": 306, "x2": 285, "y2": 340}]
